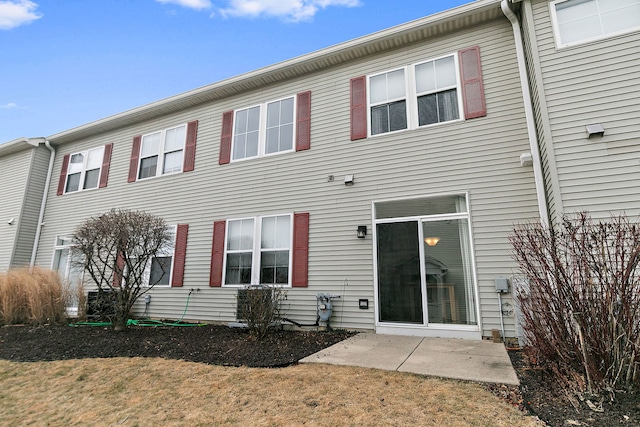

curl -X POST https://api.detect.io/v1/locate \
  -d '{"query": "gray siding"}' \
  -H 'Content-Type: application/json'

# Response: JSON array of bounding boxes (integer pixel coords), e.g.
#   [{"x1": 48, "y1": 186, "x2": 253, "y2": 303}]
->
[
  {"x1": 530, "y1": 0, "x2": 640, "y2": 219},
  {"x1": 0, "y1": 148, "x2": 34, "y2": 271},
  {"x1": 35, "y1": 17, "x2": 540, "y2": 338},
  {"x1": 13, "y1": 146, "x2": 50, "y2": 267}
]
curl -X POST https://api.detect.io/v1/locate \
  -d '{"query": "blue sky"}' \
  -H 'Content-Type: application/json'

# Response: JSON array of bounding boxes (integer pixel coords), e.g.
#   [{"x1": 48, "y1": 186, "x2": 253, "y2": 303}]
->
[{"x1": 0, "y1": 0, "x2": 471, "y2": 143}]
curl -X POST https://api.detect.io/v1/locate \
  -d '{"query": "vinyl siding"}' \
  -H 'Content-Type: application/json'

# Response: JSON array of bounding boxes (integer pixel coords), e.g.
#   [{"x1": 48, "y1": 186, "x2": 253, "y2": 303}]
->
[
  {"x1": 530, "y1": 0, "x2": 640, "y2": 219},
  {"x1": 35, "y1": 17, "x2": 539, "y2": 338},
  {"x1": 12, "y1": 146, "x2": 50, "y2": 267},
  {"x1": 0, "y1": 149, "x2": 33, "y2": 271}
]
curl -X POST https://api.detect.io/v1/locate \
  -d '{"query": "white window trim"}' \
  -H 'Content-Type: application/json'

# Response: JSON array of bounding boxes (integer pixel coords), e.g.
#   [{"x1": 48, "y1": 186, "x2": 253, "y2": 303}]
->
[
  {"x1": 63, "y1": 146, "x2": 105, "y2": 194},
  {"x1": 231, "y1": 95, "x2": 297, "y2": 162},
  {"x1": 137, "y1": 123, "x2": 187, "y2": 180},
  {"x1": 222, "y1": 213, "x2": 294, "y2": 288},
  {"x1": 367, "y1": 53, "x2": 464, "y2": 138},
  {"x1": 550, "y1": 0, "x2": 640, "y2": 49},
  {"x1": 143, "y1": 225, "x2": 177, "y2": 287}
]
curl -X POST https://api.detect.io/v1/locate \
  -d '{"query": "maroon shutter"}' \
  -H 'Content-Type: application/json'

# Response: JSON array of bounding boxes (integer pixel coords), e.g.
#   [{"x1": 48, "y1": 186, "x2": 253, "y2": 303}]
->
[
  {"x1": 219, "y1": 111, "x2": 233, "y2": 165},
  {"x1": 128, "y1": 135, "x2": 142, "y2": 182},
  {"x1": 459, "y1": 46, "x2": 487, "y2": 119},
  {"x1": 350, "y1": 76, "x2": 367, "y2": 141},
  {"x1": 98, "y1": 143, "x2": 113, "y2": 189},
  {"x1": 296, "y1": 91, "x2": 311, "y2": 151},
  {"x1": 113, "y1": 251, "x2": 125, "y2": 287},
  {"x1": 171, "y1": 224, "x2": 189, "y2": 287},
  {"x1": 209, "y1": 220, "x2": 226, "y2": 287},
  {"x1": 183, "y1": 120, "x2": 198, "y2": 172},
  {"x1": 56, "y1": 154, "x2": 70, "y2": 196},
  {"x1": 291, "y1": 212, "x2": 309, "y2": 288}
]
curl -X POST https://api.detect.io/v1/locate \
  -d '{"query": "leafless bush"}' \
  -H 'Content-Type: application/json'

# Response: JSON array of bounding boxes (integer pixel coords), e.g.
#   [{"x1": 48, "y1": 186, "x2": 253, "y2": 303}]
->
[
  {"x1": 237, "y1": 285, "x2": 287, "y2": 339},
  {"x1": 0, "y1": 267, "x2": 68, "y2": 325},
  {"x1": 510, "y1": 212, "x2": 640, "y2": 395},
  {"x1": 72, "y1": 209, "x2": 172, "y2": 331}
]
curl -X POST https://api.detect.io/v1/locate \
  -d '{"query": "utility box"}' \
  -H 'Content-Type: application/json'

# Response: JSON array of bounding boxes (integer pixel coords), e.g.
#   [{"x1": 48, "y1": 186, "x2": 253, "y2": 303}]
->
[{"x1": 495, "y1": 277, "x2": 509, "y2": 293}]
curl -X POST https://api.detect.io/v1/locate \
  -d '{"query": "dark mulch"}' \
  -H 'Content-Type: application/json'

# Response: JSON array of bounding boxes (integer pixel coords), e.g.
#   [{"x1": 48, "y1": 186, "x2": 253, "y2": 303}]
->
[
  {"x1": 504, "y1": 349, "x2": 640, "y2": 427},
  {"x1": 3, "y1": 324, "x2": 640, "y2": 426},
  {"x1": 0, "y1": 323, "x2": 354, "y2": 368}
]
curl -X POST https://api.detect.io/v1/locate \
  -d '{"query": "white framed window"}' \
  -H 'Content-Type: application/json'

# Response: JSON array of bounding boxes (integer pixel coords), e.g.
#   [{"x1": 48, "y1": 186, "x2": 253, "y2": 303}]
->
[
  {"x1": 143, "y1": 225, "x2": 176, "y2": 287},
  {"x1": 223, "y1": 214, "x2": 292, "y2": 286},
  {"x1": 232, "y1": 96, "x2": 296, "y2": 161},
  {"x1": 551, "y1": 0, "x2": 640, "y2": 48},
  {"x1": 64, "y1": 146, "x2": 105, "y2": 193},
  {"x1": 138, "y1": 124, "x2": 187, "y2": 179},
  {"x1": 368, "y1": 53, "x2": 463, "y2": 136}
]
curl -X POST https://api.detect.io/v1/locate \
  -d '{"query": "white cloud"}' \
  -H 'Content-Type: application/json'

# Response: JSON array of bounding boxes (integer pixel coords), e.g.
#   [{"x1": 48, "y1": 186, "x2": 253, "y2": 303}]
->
[
  {"x1": 219, "y1": 0, "x2": 361, "y2": 22},
  {"x1": 0, "y1": 102, "x2": 19, "y2": 109},
  {"x1": 156, "y1": 0, "x2": 212, "y2": 10},
  {"x1": 0, "y1": 0, "x2": 41, "y2": 30}
]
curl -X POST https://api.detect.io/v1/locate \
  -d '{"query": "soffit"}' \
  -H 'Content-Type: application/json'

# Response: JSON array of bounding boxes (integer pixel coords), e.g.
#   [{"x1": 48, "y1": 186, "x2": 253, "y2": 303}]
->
[{"x1": 47, "y1": 0, "x2": 503, "y2": 145}]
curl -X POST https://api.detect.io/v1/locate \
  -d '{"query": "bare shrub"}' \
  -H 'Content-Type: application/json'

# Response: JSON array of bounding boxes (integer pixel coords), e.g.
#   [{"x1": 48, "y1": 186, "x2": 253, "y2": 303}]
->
[
  {"x1": 510, "y1": 212, "x2": 640, "y2": 395},
  {"x1": 0, "y1": 267, "x2": 68, "y2": 325},
  {"x1": 237, "y1": 285, "x2": 287, "y2": 339},
  {"x1": 71, "y1": 209, "x2": 173, "y2": 331}
]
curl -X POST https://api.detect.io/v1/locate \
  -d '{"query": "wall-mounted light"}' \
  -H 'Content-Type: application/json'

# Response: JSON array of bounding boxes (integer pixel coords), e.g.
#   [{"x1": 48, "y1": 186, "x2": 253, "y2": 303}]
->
[
  {"x1": 585, "y1": 124, "x2": 605, "y2": 138},
  {"x1": 424, "y1": 237, "x2": 440, "y2": 246},
  {"x1": 357, "y1": 225, "x2": 367, "y2": 239}
]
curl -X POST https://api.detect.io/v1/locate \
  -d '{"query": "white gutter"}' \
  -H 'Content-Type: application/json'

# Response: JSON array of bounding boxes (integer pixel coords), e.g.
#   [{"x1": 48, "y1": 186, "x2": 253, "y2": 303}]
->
[
  {"x1": 501, "y1": 0, "x2": 549, "y2": 226},
  {"x1": 29, "y1": 139, "x2": 55, "y2": 267}
]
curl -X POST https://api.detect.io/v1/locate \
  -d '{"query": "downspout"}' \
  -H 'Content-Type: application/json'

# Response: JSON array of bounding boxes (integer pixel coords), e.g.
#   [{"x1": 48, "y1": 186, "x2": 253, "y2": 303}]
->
[
  {"x1": 30, "y1": 139, "x2": 55, "y2": 267},
  {"x1": 501, "y1": 0, "x2": 549, "y2": 227}
]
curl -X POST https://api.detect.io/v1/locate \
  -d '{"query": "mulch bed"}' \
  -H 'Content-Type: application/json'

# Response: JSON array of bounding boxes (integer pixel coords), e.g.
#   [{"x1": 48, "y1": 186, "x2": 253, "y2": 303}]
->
[{"x1": 2, "y1": 324, "x2": 639, "y2": 426}]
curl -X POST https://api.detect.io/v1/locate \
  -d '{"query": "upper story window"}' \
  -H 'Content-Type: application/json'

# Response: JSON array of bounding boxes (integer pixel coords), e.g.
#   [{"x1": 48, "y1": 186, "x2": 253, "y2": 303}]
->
[
  {"x1": 218, "y1": 91, "x2": 311, "y2": 165},
  {"x1": 232, "y1": 96, "x2": 295, "y2": 161},
  {"x1": 57, "y1": 144, "x2": 113, "y2": 196},
  {"x1": 551, "y1": 0, "x2": 640, "y2": 48},
  {"x1": 367, "y1": 53, "x2": 463, "y2": 137},
  {"x1": 139, "y1": 124, "x2": 186, "y2": 179},
  {"x1": 350, "y1": 46, "x2": 486, "y2": 141},
  {"x1": 128, "y1": 121, "x2": 199, "y2": 183}
]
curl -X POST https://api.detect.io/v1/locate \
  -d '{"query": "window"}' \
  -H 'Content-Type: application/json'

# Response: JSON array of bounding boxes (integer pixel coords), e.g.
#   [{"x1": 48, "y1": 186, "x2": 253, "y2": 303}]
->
[
  {"x1": 52, "y1": 237, "x2": 84, "y2": 316},
  {"x1": 138, "y1": 124, "x2": 186, "y2": 179},
  {"x1": 223, "y1": 214, "x2": 292, "y2": 286},
  {"x1": 232, "y1": 97, "x2": 295, "y2": 161},
  {"x1": 58, "y1": 144, "x2": 112, "y2": 195},
  {"x1": 219, "y1": 91, "x2": 311, "y2": 165},
  {"x1": 551, "y1": 0, "x2": 640, "y2": 48},
  {"x1": 367, "y1": 53, "x2": 463, "y2": 136},
  {"x1": 143, "y1": 225, "x2": 177, "y2": 287},
  {"x1": 128, "y1": 121, "x2": 198, "y2": 182}
]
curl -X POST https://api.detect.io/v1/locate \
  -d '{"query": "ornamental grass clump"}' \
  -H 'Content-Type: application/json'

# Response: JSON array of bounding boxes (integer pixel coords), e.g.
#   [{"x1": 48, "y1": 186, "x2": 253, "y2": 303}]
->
[
  {"x1": 510, "y1": 212, "x2": 640, "y2": 396},
  {"x1": 0, "y1": 267, "x2": 69, "y2": 325}
]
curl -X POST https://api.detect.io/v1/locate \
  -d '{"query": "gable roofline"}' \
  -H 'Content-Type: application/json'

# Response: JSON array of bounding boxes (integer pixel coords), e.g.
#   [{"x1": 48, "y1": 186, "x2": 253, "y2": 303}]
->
[
  {"x1": 0, "y1": 137, "x2": 46, "y2": 157},
  {"x1": 46, "y1": 0, "x2": 502, "y2": 145}
]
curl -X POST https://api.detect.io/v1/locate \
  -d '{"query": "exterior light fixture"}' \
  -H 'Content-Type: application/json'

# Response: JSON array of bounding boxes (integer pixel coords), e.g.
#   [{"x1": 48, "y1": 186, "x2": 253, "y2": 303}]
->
[
  {"x1": 357, "y1": 225, "x2": 367, "y2": 238},
  {"x1": 424, "y1": 237, "x2": 440, "y2": 246}
]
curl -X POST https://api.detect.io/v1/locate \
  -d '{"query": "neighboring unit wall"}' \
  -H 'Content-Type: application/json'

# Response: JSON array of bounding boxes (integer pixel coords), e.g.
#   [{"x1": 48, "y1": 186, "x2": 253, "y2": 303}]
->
[
  {"x1": 528, "y1": 0, "x2": 640, "y2": 219},
  {"x1": 35, "y1": 15, "x2": 540, "y2": 338}
]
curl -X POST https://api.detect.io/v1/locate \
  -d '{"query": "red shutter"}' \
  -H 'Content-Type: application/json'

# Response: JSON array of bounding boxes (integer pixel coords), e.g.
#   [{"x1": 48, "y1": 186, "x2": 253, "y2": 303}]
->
[
  {"x1": 183, "y1": 120, "x2": 198, "y2": 172},
  {"x1": 56, "y1": 154, "x2": 70, "y2": 196},
  {"x1": 291, "y1": 212, "x2": 309, "y2": 288},
  {"x1": 113, "y1": 251, "x2": 125, "y2": 288},
  {"x1": 171, "y1": 224, "x2": 189, "y2": 287},
  {"x1": 296, "y1": 91, "x2": 311, "y2": 151},
  {"x1": 219, "y1": 111, "x2": 233, "y2": 165},
  {"x1": 209, "y1": 221, "x2": 226, "y2": 287},
  {"x1": 128, "y1": 135, "x2": 142, "y2": 182},
  {"x1": 459, "y1": 46, "x2": 487, "y2": 119},
  {"x1": 350, "y1": 76, "x2": 367, "y2": 141},
  {"x1": 98, "y1": 143, "x2": 113, "y2": 189}
]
